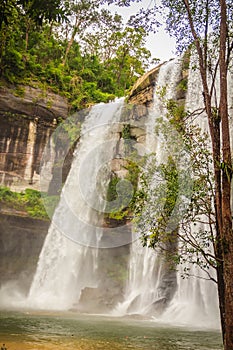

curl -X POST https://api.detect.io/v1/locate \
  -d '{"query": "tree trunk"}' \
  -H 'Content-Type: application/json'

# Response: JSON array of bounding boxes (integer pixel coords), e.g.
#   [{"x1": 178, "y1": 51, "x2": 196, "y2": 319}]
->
[
  {"x1": 116, "y1": 49, "x2": 127, "y2": 89},
  {"x1": 223, "y1": 238, "x2": 233, "y2": 349},
  {"x1": 0, "y1": 28, "x2": 7, "y2": 76},
  {"x1": 25, "y1": 30, "x2": 29, "y2": 51},
  {"x1": 216, "y1": 257, "x2": 226, "y2": 340},
  {"x1": 63, "y1": 16, "x2": 79, "y2": 66},
  {"x1": 25, "y1": 17, "x2": 31, "y2": 51},
  {"x1": 182, "y1": 1, "x2": 233, "y2": 348},
  {"x1": 48, "y1": 21, "x2": 54, "y2": 40},
  {"x1": 219, "y1": 1, "x2": 233, "y2": 348}
]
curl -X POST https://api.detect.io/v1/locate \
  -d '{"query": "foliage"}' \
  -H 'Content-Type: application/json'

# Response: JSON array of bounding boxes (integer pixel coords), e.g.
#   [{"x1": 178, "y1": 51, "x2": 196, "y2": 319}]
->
[
  {"x1": 0, "y1": 2, "x2": 153, "y2": 110},
  {"x1": 121, "y1": 124, "x2": 131, "y2": 139},
  {"x1": 133, "y1": 89, "x2": 219, "y2": 277},
  {"x1": 0, "y1": 186, "x2": 50, "y2": 219},
  {"x1": 105, "y1": 160, "x2": 140, "y2": 222}
]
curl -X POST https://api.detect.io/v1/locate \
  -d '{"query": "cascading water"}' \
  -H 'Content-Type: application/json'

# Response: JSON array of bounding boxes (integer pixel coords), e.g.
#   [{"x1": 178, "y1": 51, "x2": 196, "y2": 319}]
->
[
  {"x1": 114, "y1": 59, "x2": 185, "y2": 316},
  {"x1": 12, "y1": 52, "x2": 226, "y2": 329},
  {"x1": 115, "y1": 54, "x2": 221, "y2": 328},
  {"x1": 28, "y1": 99, "x2": 124, "y2": 310},
  {"x1": 158, "y1": 51, "x2": 220, "y2": 328}
]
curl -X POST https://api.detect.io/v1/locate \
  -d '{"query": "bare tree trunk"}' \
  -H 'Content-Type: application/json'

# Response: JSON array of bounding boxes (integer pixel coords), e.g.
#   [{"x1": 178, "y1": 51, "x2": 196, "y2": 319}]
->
[
  {"x1": 25, "y1": 16, "x2": 34, "y2": 52},
  {"x1": 25, "y1": 19, "x2": 30, "y2": 51},
  {"x1": 63, "y1": 16, "x2": 79, "y2": 65},
  {"x1": 48, "y1": 21, "x2": 54, "y2": 40},
  {"x1": 116, "y1": 49, "x2": 127, "y2": 89},
  {"x1": 219, "y1": 1, "x2": 233, "y2": 349},
  {"x1": 216, "y1": 255, "x2": 226, "y2": 341},
  {"x1": 0, "y1": 28, "x2": 7, "y2": 76}
]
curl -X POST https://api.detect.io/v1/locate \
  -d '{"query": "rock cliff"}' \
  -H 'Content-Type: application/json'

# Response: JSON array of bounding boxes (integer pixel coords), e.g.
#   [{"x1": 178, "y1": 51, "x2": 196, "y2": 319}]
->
[
  {"x1": 128, "y1": 63, "x2": 162, "y2": 107},
  {"x1": 0, "y1": 63, "x2": 165, "y2": 192},
  {"x1": 0, "y1": 84, "x2": 69, "y2": 288},
  {"x1": 0, "y1": 85, "x2": 68, "y2": 191},
  {"x1": 0, "y1": 85, "x2": 68, "y2": 120}
]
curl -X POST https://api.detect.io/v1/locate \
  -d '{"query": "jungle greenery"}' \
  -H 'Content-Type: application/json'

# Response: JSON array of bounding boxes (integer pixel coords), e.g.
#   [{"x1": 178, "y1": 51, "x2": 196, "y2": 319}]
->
[
  {"x1": 0, "y1": 186, "x2": 50, "y2": 219},
  {"x1": 0, "y1": 0, "x2": 154, "y2": 110},
  {"x1": 0, "y1": 185, "x2": 61, "y2": 219}
]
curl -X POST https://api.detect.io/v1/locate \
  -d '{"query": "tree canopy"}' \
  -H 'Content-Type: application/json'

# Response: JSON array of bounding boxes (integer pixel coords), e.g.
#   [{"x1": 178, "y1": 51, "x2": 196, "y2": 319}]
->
[{"x1": 0, "y1": 0, "x2": 154, "y2": 110}]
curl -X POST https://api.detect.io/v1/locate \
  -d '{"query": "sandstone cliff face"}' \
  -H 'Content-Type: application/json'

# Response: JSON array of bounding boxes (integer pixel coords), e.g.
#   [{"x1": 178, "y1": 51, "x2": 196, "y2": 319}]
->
[
  {"x1": 0, "y1": 85, "x2": 68, "y2": 288},
  {"x1": 128, "y1": 64, "x2": 162, "y2": 107},
  {"x1": 0, "y1": 85, "x2": 68, "y2": 191},
  {"x1": 128, "y1": 59, "x2": 187, "y2": 109}
]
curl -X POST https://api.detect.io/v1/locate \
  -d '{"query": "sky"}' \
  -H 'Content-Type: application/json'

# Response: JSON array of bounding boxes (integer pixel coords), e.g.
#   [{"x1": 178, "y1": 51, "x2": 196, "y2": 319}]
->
[
  {"x1": 106, "y1": 1, "x2": 177, "y2": 62},
  {"x1": 147, "y1": 30, "x2": 176, "y2": 62}
]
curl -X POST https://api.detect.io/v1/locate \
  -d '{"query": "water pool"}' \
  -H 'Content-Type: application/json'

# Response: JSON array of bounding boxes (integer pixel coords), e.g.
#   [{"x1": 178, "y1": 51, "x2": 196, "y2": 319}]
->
[{"x1": 0, "y1": 310, "x2": 222, "y2": 350}]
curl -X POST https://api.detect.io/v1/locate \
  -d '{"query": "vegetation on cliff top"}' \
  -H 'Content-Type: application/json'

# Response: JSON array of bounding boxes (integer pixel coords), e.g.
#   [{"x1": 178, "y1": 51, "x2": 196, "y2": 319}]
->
[{"x1": 0, "y1": 0, "x2": 155, "y2": 111}]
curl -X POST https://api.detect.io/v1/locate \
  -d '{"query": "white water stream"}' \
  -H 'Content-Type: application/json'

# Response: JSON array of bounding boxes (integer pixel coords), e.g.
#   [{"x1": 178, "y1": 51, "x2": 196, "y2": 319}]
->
[
  {"x1": 159, "y1": 52, "x2": 220, "y2": 328},
  {"x1": 115, "y1": 56, "x2": 220, "y2": 328},
  {"x1": 114, "y1": 59, "x2": 185, "y2": 316},
  {"x1": 28, "y1": 100, "x2": 124, "y2": 310}
]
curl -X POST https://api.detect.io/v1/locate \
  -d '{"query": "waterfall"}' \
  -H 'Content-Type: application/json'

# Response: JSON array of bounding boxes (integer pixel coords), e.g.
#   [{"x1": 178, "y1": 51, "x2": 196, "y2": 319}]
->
[
  {"x1": 28, "y1": 99, "x2": 124, "y2": 310},
  {"x1": 114, "y1": 59, "x2": 185, "y2": 316},
  {"x1": 114, "y1": 55, "x2": 220, "y2": 328},
  {"x1": 25, "y1": 54, "x2": 223, "y2": 328},
  {"x1": 158, "y1": 51, "x2": 220, "y2": 328}
]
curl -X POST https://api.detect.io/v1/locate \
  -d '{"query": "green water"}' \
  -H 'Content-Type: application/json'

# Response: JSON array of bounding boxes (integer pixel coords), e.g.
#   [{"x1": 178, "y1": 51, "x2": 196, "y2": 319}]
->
[{"x1": 0, "y1": 310, "x2": 223, "y2": 350}]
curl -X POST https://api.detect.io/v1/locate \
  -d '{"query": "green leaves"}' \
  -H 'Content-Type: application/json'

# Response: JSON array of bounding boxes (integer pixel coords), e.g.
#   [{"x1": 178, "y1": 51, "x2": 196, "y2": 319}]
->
[
  {"x1": 0, "y1": 0, "x2": 16, "y2": 29},
  {"x1": 105, "y1": 160, "x2": 140, "y2": 223},
  {"x1": 17, "y1": 0, "x2": 67, "y2": 24},
  {"x1": 0, "y1": 1, "x2": 151, "y2": 110},
  {"x1": 132, "y1": 86, "x2": 217, "y2": 276},
  {"x1": 0, "y1": 186, "x2": 50, "y2": 219}
]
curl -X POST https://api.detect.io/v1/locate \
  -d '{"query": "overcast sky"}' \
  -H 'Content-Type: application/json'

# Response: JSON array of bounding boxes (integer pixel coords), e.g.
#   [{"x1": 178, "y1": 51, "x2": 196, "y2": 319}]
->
[
  {"x1": 106, "y1": 1, "x2": 177, "y2": 62},
  {"x1": 147, "y1": 30, "x2": 176, "y2": 61}
]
